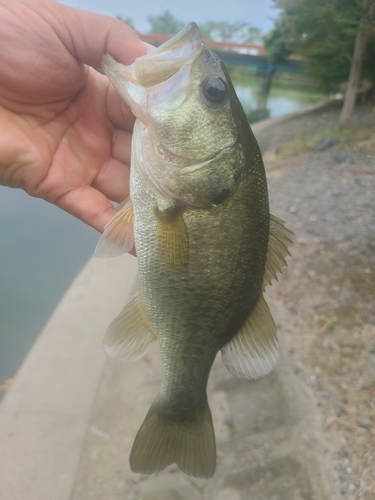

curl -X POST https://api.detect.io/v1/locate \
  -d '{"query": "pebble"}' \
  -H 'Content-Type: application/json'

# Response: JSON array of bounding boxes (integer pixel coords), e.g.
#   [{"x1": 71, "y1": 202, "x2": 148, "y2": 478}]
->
[
  {"x1": 90, "y1": 426, "x2": 110, "y2": 440},
  {"x1": 321, "y1": 391, "x2": 331, "y2": 399},
  {"x1": 316, "y1": 137, "x2": 339, "y2": 151},
  {"x1": 335, "y1": 153, "x2": 349, "y2": 163},
  {"x1": 359, "y1": 418, "x2": 371, "y2": 429},
  {"x1": 343, "y1": 446, "x2": 354, "y2": 456}
]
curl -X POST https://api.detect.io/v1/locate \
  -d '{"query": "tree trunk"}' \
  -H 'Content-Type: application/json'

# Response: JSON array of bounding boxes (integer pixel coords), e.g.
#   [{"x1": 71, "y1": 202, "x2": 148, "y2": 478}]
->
[
  {"x1": 340, "y1": 1, "x2": 375, "y2": 125},
  {"x1": 339, "y1": 28, "x2": 368, "y2": 124}
]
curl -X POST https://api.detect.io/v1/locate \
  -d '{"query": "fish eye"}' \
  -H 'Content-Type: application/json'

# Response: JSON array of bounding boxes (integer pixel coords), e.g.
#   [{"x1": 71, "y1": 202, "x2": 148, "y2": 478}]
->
[{"x1": 201, "y1": 77, "x2": 227, "y2": 104}]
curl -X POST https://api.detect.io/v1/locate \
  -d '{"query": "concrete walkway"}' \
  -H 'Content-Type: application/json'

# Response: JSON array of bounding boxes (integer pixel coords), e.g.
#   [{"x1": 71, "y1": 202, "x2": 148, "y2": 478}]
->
[
  {"x1": 0, "y1": 104, "x2": 342, "y2": 500},
  {"x1": 0, "y1": 256, "x2": 137, "y2": 500}
]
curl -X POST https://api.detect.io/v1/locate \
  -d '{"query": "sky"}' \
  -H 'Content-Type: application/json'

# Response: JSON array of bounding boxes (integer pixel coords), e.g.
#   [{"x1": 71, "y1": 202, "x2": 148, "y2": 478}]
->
[{"x1": 59, "y1": 0, "x2": 279, "y2": 35}]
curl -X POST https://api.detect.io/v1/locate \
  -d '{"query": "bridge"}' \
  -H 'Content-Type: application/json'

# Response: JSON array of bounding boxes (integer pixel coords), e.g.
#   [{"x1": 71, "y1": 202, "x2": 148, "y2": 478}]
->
[
  {"x1": 139, "y1": 33, "x2": 304, "y2": 74},
  {"x1": 214, "y1": 50, "x2": 304, "y2": 73}
]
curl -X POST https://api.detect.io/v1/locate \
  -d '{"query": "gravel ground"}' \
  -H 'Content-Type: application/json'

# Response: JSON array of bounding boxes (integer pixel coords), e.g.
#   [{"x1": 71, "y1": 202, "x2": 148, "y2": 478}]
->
[{"x1": 257, "y1": 105, "x2": 375, "y2": 500}]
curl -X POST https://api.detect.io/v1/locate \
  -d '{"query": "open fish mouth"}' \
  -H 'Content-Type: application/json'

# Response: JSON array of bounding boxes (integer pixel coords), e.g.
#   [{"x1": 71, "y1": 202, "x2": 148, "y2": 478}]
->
[
  {"x1": 101, "y1": 23, "x2": 205, "y2": 122},
  {"x1": 134, "y1": 23, "x2": 204, "y2": 87},
  {"x1": 102, "y1": 23, "x2": 203, "y2": 89}
]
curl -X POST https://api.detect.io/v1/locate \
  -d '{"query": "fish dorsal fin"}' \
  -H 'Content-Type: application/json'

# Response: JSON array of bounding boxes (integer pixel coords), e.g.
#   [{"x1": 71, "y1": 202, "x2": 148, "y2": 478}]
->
[
  {"x1": 263, "y1": 214, "x2": 293, "y2": 290},
  {"x1": 103, "y1": 292, "x2": 157, "y2": 362},
  {"x1": 95, "y1": 198, "x2": 134, "y2": 258},
  {"x1": 221, "y1": 294, "x2": 278, "y2": 379}
]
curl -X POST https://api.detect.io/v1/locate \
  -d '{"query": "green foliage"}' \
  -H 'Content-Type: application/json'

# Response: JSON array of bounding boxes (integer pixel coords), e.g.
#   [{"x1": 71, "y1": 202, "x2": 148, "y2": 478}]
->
[
  {"x1": 246, "y1": 27, "x2": 264, "y2": 44},
  {"x1": 147, "y1": 10, "x2": 184, "y2": 35},
  {"x1": 264, "y1": 20, "x2": 293, "y2": 64},
  {"x1": 116, "y1": 15, "x2": 136, "y2": 31},
  {"x1": 278, "y1": 126, "x2": 352, "y2": 158},
  {"x1": 265, "y1": 0, "x2": 375, "y2": 92},
  {"x1": 201, "y1": 21, "x2": 263, "y2": 43},
  {"x1": 144, "y1": 13, "x2": 263, "y2": 42}
]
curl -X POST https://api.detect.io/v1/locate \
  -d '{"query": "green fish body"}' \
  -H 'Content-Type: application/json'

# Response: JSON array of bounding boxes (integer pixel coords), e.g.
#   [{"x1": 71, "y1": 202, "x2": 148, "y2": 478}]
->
[{"x1": 95, "y1": 23, "x2": 292, "y2": 479}]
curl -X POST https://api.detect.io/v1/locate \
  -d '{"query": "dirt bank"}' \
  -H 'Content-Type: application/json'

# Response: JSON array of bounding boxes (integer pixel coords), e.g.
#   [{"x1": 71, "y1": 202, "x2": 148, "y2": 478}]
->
[{"x1": 258, "y1": 105, "x2": 375, "y2": 499}]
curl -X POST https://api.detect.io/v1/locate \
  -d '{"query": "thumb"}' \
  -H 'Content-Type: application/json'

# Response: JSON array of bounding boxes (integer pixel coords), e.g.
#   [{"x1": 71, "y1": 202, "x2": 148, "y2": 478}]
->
[{"x1": 53, "y1": 2, "x2": 147, "y2": 68}]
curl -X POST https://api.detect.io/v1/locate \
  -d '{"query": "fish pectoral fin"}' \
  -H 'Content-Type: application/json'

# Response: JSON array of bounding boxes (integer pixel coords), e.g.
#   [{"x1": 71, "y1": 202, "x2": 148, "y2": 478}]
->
[
  {"x1": 130, "y1": 398, "x2": 216, "y2": 478},
  {"x1": 95, "y1": 197, "x2": 134, "y2": 258},
  {"x1": 155, "y1": 206, "x2": 189, "y2": 269},
  {"x1": 103, "y1": 292, "x2": 156, "y2": 362},
  {"x1": 262, "y1": 214, "x2": 293, "y2": 290},
  {"x1": 221, "y1": 294, "x2": 278, "y2": 379}
]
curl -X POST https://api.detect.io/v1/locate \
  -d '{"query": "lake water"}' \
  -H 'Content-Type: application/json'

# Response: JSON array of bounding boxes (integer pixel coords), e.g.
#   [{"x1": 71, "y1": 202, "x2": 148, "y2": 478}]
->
[
  {"x1": 235, "y1": 78, "x2": 326, "y2": 122},
  {"x1": 0, "y1": 189, "x2": 99, "y2": 388},
  {"x1": 0, "y1": 77, "x2": 326, "y2": 389}
]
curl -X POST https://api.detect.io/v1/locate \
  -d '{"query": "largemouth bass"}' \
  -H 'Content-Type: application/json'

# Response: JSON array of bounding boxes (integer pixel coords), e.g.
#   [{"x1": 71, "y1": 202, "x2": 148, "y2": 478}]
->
[{"x1": 96, "y1": 23, "x2": 292, "y2": 479}]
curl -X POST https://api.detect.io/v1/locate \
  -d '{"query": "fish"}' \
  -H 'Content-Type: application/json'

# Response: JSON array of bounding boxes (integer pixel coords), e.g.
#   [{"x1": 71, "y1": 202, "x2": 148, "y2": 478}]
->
[{"x1": 95, "y1": 23, "x2": 292, "y2": 479}]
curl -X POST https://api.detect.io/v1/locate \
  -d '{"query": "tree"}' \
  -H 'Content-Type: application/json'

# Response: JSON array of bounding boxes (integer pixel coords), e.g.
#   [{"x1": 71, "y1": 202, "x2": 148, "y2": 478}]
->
[
  {"x1": 147, "y1": 10, "x2": 184, "y2": 35},
  {"x1": 340, "y1": 1, "x2": 375, "y2": 123},
  {"x1": 201, "y1": 21, "x2": 263, "y2": 43},
  {"x1": 266, "y1": 0, "x2": 375, "y2": 122},
  {"x1": 246, "y1": 27, "x2": 263, "y2": 44},
  {"x1": 116, "y1": 15, "x2": 136, "y2": 31},
  {"x1": 264, "y1": 20, "x2": 293, "y2": 64}
]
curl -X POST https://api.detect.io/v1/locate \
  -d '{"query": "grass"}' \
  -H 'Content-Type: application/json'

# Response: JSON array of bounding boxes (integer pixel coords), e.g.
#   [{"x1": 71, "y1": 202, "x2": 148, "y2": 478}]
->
[
  {"x1": 277, "y1": 126, "x2": 352, "y2": 157},
  {"x1": 263, "y1": 113, "x2": 375, "y2": 172}
]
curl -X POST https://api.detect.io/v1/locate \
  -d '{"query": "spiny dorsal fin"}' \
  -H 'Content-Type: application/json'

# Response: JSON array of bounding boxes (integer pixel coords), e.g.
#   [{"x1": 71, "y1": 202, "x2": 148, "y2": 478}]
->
[
  {"x1": 263, "y1": 214, "x2": 293, "y2": 290},
  {"x1": 103, "y1": 292, "x2": 156, "y2": 362},
  {"x1": 95, "y1": 197, "x2": 134, "y2": 258},
  {"x1": 221, "y1": 294, "x2": 278, "y2": 379}
]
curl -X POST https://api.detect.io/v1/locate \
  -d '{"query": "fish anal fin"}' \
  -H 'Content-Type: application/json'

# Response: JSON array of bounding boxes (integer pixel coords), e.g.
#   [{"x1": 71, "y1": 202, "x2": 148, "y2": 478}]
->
[
  {"x1": 95, "y1": 198, "x2": 134, "y2": 258},
  {"x1": 130, "y1": 399, "x2": 216, "y2": 478},
  {"x1": 155, "y1": 206, "x2": 189, "y2": 270},
  {"x1": 263, "y1": 214, "x2": 293, "y2": 290},
  {"x1": 221, "y1": 294, "x2": 278, "y2": 379},
  {"x1": 103, "y1": 292, "x2": 156, "y2": 362}
]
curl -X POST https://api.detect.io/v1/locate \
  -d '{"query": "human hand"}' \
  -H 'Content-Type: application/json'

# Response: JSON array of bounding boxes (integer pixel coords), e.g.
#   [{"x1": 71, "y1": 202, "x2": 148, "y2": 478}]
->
[{"x1": 0, "y1": 0, "x2": 147, "y2": 232}]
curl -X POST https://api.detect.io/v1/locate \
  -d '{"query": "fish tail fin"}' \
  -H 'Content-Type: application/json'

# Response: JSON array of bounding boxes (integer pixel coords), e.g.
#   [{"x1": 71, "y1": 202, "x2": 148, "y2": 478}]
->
[{"x1": 130, "y1": 398, "x2": 216, "y2": 478}]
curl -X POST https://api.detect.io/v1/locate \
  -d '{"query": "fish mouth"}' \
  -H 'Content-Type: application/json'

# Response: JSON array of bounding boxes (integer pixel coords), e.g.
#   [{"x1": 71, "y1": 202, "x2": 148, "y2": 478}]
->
[
  {"x1": 101, "y1": 23, "x2": 205, "y2": 121},
  {"x1": 134, "y1": 23, "x2": 204, "y2": 87}
]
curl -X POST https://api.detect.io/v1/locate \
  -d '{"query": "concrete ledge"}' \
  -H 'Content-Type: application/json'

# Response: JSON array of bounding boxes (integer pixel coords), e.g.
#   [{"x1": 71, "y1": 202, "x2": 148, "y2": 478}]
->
[{"x1": 0, "y1": 255, "x2": 138, "y2": 500}]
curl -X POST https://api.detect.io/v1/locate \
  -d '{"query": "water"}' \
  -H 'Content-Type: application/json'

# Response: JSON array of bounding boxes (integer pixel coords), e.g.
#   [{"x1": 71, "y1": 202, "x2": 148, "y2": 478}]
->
[
  {"x1": 0, "y1": 189, "x2": 98, "y2": 387},
  {"x1": 233, "y1": 77, "x2": 326, "y2": 123},
  {"x1": 0, "y1": 78, "x2": 325, "y2": 389}
]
